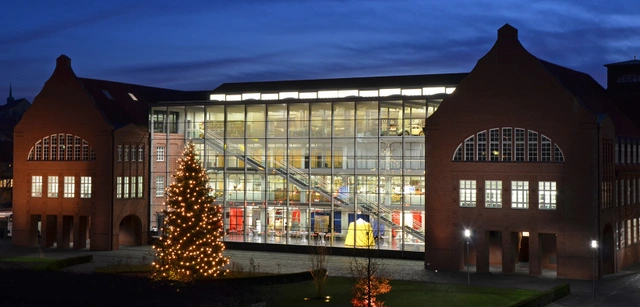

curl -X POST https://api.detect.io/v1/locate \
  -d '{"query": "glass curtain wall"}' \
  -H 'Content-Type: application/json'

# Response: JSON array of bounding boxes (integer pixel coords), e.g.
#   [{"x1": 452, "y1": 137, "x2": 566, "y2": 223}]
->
[{"x1": 150, "y1": 98, "x2": 438, "y2": 251}]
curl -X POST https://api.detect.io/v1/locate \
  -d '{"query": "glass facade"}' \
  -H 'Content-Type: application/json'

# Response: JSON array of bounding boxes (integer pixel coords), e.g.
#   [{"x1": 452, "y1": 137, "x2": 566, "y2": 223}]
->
[{"x1": 150, "y1": 96, "x2": 445, "y2": 252}]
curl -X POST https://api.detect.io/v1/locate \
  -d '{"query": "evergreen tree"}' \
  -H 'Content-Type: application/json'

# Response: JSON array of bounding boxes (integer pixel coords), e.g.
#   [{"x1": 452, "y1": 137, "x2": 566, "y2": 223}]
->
[{"x1": 153, "y1": 141, "x2": 229, "y2": 282}]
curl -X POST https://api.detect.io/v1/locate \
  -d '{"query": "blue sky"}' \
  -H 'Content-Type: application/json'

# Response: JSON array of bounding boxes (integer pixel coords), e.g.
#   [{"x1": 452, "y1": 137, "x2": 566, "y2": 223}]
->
[{"x1": 2, "y1": 0, "x2": 639, "y2": 103}]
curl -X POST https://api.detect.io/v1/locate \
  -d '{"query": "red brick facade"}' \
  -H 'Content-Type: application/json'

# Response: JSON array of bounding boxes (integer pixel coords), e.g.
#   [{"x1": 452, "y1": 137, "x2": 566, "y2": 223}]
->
[
  {"x1": 12, "y1": 56, "x2": 149, "y2": 250},
  {"x1": 425, "y1": 25, "x2": 638, "y2": 280}
]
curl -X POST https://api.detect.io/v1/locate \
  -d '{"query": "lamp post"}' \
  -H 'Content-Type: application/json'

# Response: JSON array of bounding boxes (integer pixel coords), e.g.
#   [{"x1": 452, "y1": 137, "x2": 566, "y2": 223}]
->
[
  {"x1": 464, "y1": 229, "x2": 471, "y2": 286},
  {"x1": 591, "y1": 240, "x2": 598, "y2": 301}
]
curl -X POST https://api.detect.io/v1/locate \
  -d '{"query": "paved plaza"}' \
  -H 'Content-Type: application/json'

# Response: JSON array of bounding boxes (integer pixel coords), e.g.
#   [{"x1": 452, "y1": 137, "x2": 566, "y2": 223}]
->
[{"x1": 1, "y1": 238, "x2": 639, "y2": 306}]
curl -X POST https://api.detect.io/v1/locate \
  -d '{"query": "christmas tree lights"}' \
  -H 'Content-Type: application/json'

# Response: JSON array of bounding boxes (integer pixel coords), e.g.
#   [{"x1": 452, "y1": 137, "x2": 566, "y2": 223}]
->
[{"x1": 152, "y1": 141, "x2": 229, "y2": 282}]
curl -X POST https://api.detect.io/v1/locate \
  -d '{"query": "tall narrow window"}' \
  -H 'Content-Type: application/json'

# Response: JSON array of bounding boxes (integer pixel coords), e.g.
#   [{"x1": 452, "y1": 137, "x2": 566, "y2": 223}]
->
[
  {"x1": 124, "y1": 177, "x2": 130, "y2": 198},
  {"x1": 32, "y1": 176, "x2": 43, "y2": 197},
  {"x1": 477, "y1": 131, "x2": 487, "y2": 161},
  {"x1": 51, "y1": 135, "x2": 58, "y2": 161},
  {"x1": 634, "y1": 218, "x2": 638, "y2": 244},
  {"x1": 82, "y1": 141, "x2": 89, "y2": 161},
  {"x1": 80, "y1": 176, "x2": 92, "y2": 198},
  {"x1": 554, "y1": 144, "x2": 565, "y2": 162},
  {"x1": 453, "y1": 144, "x2": 462, "y2": 161},
  {"x1": 464, "y1": 136, "x2": 474, "y2": 161},
  {"x1": 66, "y1": 135, "x2": 73, "y2": 160},
  {"x1": 459, "y1": 180, "x2": 476, "y2": 207},
  {"x1": 515, "y1": 128, "x2": 525, "y2": 161},
  {"x1": 64, "y1": 176, "x2": 75, "y2": 198},
  {"x1": 489, "y1": 128, "x2": 500, "y2": 161},
  {"x1": 485, "y1": 180, "x2": 502, "y2": 208},
  {"x1": 156, "y1": 176, "x2": 165, "y2": 197},
  {"x1": 48, "y1": 176, "x2": 58, "y2": 198},
  {"x1": 157, "y1": 146, "x2": 165, "y2": 162},
  {"x1": 538, "y1": 181, "x2": 557, "y2": 209},
  {"x1": 116, "y1": 177, "x2": 122, "y2": 199},
  {"x1": 130, "y1": 176, "x2": 136, "y2": 198},
  {"x1": 620, "y1": 222, "x2": 626, "y2": 249},
  {"x1": 541, "y1": 135, "x2": 551, "y2": 162},
  {"x1": 117, "y1": 145, "x2": 123, "y2": 161},
  {"x1": 43, "y1": 137, "x2": 49, "y2": 160},
  {"x1": 628, "y1": 220, "x2": 632, "y2": 246},
  {"x1": 35, "y1": 141, "x2": 42, "y2": 161},
  {"x1": 74, "y1": 137, "x2": 81, "y2": 160},
  {"x1": 528, "y1": 131, "x2": 538, "y2": 162},
  {"x1": 502, "y1": 128, "x2": 512, "y2": 161},
  {"x1": 58, "y1": 133, "x2": 65, "y2": 160},
  {"x1": 131, "y1": 145, "x2": 137, "y2": 162},
  {"x1": 138, "y1": 146, "x2": 144, "y2": 162},
  {"x1": 124, "y1": 145, "x2": 130, "y2": 161},
  {"x1": 137, "y1": 176, "x2": 143, "y2": 198},
  {"x1": 511, "y1": 181, "x2": 529, "y2": 209}
]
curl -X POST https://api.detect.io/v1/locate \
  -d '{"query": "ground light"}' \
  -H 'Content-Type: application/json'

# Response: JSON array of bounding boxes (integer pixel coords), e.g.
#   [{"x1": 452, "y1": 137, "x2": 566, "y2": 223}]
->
[
  {"x1": 464, "y1": 229, "x2": 471, "y2": 286},
  {"x1": 591, "y1": 240, "x2": 598, "y2": 301}
]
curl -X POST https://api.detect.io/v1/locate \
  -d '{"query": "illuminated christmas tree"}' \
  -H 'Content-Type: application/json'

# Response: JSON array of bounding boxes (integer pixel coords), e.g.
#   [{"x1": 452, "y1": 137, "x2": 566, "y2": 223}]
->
[{"x1": 152, "y1": 141, "x2": 229, "y2": 282}]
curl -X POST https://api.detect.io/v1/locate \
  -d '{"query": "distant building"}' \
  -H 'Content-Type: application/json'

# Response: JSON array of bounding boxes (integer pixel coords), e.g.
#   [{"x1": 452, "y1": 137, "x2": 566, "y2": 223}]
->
[
  {"x1": 0, "y1": 84, "x2": 30, "y2": 236},
  {"x1": 12, "y1": 56, "x2": 203, "y2": 250}
]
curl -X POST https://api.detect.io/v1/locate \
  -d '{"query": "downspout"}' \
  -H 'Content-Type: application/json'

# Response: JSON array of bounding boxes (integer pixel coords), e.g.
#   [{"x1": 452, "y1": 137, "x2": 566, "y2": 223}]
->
[
  {"x1": 110, "y1": 129, "x2": 115, "y2": 251},
  {"x1": 596, "y1": 114, "x2": 605, "y2": 279}
]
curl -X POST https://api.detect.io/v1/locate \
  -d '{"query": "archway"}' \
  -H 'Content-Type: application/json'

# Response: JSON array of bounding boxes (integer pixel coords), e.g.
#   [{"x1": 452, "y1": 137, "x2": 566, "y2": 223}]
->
[
  {"x1": 602, "y1": 224, "x2": 615, "y2": 275},
  {"x1": 118, "y1": 215, "x2": 142, "y2": 247}
]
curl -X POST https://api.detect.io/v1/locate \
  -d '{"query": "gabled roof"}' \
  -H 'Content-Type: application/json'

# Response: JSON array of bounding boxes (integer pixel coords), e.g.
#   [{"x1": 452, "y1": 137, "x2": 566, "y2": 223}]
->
[
  {"x1": 212, "y1": 73, "x2": 468, "y2": 94},
  {"x1": 539, "y1": 59, "x2": 640, "y2": 137},
  {"x1": 78, "y1": 78, "x2": 207, "y2": 128},
  {"x1": 604, "y1": 59, "x2": 640, "y2": 67}
]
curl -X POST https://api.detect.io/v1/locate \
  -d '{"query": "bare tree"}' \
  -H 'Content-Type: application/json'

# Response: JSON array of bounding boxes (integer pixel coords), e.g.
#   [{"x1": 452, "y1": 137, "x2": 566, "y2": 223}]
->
[
  {"x1": 309, "y1": 243, "x2": 329, "y2": 299},
  {"x1": 349, "y1": 249, "x2": 391, "y2": 307}
]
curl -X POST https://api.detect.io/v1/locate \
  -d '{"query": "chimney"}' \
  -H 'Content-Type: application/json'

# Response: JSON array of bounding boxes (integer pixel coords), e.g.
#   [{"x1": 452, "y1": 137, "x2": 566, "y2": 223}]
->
[
  {"x1": 497, "y1": 24, "x2": 518, "y2": 42},
  {"x1": 56, "y1": 55, "x2": 71, "y2": 69}
]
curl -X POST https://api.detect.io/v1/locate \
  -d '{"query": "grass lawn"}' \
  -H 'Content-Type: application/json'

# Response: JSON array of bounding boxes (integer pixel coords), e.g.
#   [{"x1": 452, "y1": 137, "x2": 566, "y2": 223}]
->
[
  {"x1": 268, "y1": 277, "x2": 540, "y2": 307},
  {"x1": 0, "y1": 257, "x2": 57, "y2": 270}
]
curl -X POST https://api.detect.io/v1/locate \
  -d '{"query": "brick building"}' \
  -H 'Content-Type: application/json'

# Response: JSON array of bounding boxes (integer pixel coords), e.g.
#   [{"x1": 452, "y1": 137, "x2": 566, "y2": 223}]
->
[
  {"x1": 12, "y1": 55, "x2": 202, "y2": 250},
  {"x1": 425, "y1": 24, "x2": 640, "y2": 279},
  {"x1": 10, "y1": 25, "x2": 640, "y2": 279}
]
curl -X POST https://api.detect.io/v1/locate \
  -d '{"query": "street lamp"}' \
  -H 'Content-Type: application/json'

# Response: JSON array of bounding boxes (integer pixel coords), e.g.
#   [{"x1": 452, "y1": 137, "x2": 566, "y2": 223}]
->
[
  {"x1": 464, "y1": 229, "x2": 471, "y2": 286},
  {"x1": 591, "y1": 240, "x2": 598, "y2": 301}
]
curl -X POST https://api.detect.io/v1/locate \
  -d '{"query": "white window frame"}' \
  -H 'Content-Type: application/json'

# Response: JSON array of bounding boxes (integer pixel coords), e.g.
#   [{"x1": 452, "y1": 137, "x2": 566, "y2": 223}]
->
[
  {"x1": 137, "y1": 176, "x2": 143, "y2": 198},
  {"x1": 485, "y1": 180, "x2": 502, "y2": 208},
  {"x1": 538, "y1": 181, "x2": 557, "y2": 210},
  {"x1": 116, "y1": 177, "x2": 122, "y2": 199},
  {"x1": 80, "y1": 176, "x2": 92, "y2": 198},
  {"x1": 48, "y1": 176, "x2": 59, "y2": 198},
  {"x1": 156, "y1": 176, "x2": 165, "y2": 197},
  {"x1": 31, "y1": 176, "x2": 43, "y2": 197},
  {"x1": 124, "y1": 177, "x2": 130, "y2": 198},
  {"x1": 64, "y1": 176, "x2": 75, "y2": 198},
  {"x1": 157, "y1": 146, "x2": 165, "y2": 162},
  {"x1": 459, "y1": 180, "x2": 476, "y2": 207},
  {"x1": 511, "y1": 181, "x2": 529, "y2": 209},
  {"x1": 131, "y1": 176, "x2": 138, "y2": 198}
]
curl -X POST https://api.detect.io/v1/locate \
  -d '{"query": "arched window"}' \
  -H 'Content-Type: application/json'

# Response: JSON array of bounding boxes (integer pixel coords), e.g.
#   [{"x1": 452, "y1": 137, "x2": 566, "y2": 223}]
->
[
  {"x1": 452, "y1": 127, "x2": 565, "y2": 163},
  {"x1": 28, "y1": 134, "x2": 96, "y2": 161}
]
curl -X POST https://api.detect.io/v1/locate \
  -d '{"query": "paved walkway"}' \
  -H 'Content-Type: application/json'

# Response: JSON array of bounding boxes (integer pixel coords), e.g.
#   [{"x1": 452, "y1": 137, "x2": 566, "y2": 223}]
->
[{"x1": 1, "y1": 238, "x2": 639, "y2": 306}]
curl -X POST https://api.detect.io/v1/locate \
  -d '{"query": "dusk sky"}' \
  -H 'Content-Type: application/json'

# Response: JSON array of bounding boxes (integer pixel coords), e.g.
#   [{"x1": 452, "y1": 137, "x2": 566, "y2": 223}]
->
[{"x1": 2, "y1": 1, "x2": 639, "y2": 103}]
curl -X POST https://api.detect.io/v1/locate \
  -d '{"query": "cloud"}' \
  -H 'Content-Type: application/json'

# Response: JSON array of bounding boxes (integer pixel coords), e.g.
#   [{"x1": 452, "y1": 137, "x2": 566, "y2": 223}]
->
[{"x1": 0, "y1": 2, "x2": 143, "y2": 47}]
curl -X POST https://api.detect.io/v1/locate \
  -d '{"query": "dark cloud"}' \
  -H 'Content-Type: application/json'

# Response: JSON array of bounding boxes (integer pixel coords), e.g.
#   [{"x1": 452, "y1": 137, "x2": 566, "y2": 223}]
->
[
  {"x1": 3, "y1": 0, "x2": 640, "y2": 102},
  {"x1": 0, "y1": 2, "x2": 143, "y2": 47}
]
